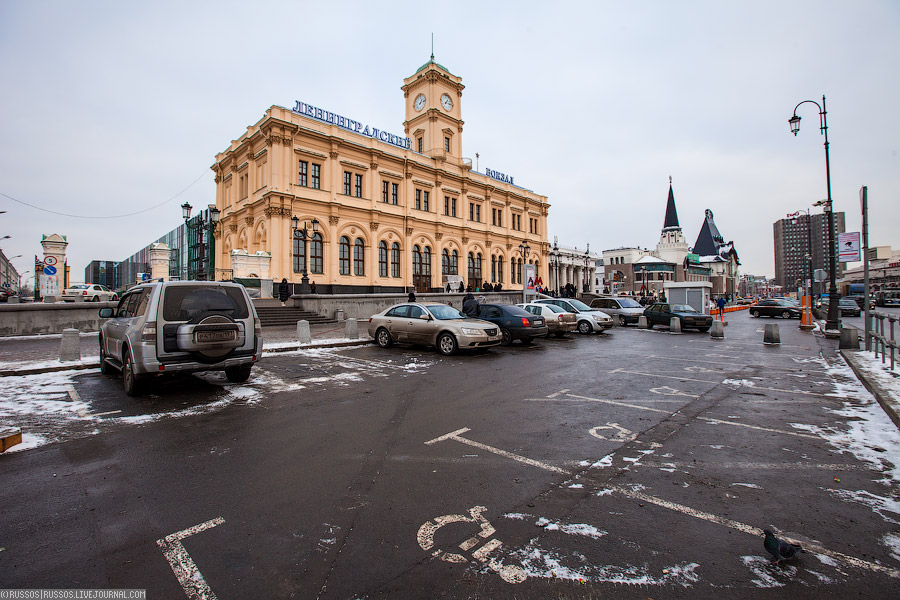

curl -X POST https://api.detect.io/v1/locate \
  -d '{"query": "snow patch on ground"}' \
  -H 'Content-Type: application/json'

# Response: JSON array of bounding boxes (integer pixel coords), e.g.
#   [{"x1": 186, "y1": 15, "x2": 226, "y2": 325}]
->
[
  {"x1": 881, "y1": 531, "x2": 900, "y2": 562},
  {"x1": 533, "y1": 517, "x2": 607, "y2": 539},
  {"x1": 823, "y1": 488, "x2": 900, "y2": 525}
]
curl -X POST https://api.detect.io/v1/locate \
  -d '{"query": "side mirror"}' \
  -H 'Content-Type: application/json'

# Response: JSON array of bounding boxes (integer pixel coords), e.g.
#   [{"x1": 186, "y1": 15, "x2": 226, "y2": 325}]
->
[
  {"x1": 420, "y1": 314, "x2": 431, "y2": 320},
  {"x1": 99, "y1": 307, "x2": 114, "y2": 318}
]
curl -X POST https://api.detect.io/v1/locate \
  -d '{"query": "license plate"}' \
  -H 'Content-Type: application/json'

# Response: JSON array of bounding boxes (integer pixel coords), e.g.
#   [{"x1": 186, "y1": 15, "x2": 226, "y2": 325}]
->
[
  {"x1": 533, "y1": 319, "x2": 544, "y2": 326},
  {"x1": 197, "y1": 330, "x2": 235, "y2": 343}
]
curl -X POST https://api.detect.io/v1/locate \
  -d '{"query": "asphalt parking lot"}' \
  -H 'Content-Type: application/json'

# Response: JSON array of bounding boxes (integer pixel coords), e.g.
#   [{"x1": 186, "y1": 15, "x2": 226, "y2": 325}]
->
[{"x1": 1, "y1": 310, "x2": 899, "y2": 599}]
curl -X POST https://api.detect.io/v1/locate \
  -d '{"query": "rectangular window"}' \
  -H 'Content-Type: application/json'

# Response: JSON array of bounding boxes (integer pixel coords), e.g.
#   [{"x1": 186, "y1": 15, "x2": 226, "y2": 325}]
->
[
  {"x1": 444, "y1": 196, "x2": 450, "y2": 216},
  {"x1": 298, "y1": 160, "x2": 308, "y2": 187},
  {"x1": 423, "y1": 191, "x2": 430, "y2": 212},
  {"x1": 415, "y1": 189, "x2": 421, "y2": 210},
  {"x1": 475, "y1": 205, "x2": 481, "y2": 222},
  {"x1": 417, "y1": 137, "x2": 423, "y2": 153},
  {"x1": 451, "y1": 198, "x2": 456, "y2": 217},
  {"x1": 311, "y1": 164, "x2": 320, "y2": 189},
  {"x1": 355, "y1": 174, "x2": 362, "y2": 198},
  {"x1": 343, "y1": 171, "x2": 351, "y2": 195},
  {"x1": 444, "y1": 137, "x2": 450, "y2": 152},
  {"x1": 391, "y1": 183, "x2": 398, "y2": 204},
  {"x1": 469, "y1": 203, "x2": 474, "y2": 221},
  {"x1": 382, "y1": 181, "x2": 388, "y2": 203}
]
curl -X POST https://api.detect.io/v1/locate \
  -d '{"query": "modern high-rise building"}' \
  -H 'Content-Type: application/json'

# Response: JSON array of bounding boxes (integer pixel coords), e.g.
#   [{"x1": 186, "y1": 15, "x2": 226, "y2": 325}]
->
[{"x1": 773, "y1": 211, "x2": 845, "y2": 296}]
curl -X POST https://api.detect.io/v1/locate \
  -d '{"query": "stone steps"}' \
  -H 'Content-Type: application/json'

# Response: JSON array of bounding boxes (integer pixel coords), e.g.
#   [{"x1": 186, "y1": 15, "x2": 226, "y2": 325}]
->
[{"x1": 255, "y1": 307, "x2": 335, "y2": 327}]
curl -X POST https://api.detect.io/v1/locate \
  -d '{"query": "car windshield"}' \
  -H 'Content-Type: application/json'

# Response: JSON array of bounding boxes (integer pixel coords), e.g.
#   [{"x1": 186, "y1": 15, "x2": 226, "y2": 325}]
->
[
  {"x1": 567, "y1": 299, "x2": 592, "y2": 311},
  {"x1": 838, "y1": 299, "x2": 856, "y2": 307},
  {"x1": 671, "y1": 304, "x2": 698, "y2": 313},
  {"x1": 542, "y1": 304, "x2": 566, "y2": 313},
  {"x1": 427, "y1": 304, "x2": 467, "y2": 320},
  {"x1": 617, "y1": 298, "x2": 642, "y2": 308}
]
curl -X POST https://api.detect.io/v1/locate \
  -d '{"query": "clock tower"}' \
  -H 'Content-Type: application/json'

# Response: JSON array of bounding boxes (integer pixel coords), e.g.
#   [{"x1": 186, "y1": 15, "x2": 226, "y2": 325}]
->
[{"x1": 402, "y1": 55, "x2": 464, "y2": 163}]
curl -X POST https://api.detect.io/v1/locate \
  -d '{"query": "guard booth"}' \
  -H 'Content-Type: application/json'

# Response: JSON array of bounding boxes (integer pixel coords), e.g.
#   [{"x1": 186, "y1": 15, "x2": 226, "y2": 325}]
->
[{"x1": 664, "y1": 281, "x2": 713, "y2": 315}]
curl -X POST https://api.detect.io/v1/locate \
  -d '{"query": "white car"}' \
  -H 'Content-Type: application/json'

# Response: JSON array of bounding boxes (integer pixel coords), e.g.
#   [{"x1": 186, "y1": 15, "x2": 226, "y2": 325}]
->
[
  {"x1": 534, "y1": 298, "x2": 613, "y2": 334},
  {"x1": 62, "y1": 283, "x2": 118, "y2": 302}
]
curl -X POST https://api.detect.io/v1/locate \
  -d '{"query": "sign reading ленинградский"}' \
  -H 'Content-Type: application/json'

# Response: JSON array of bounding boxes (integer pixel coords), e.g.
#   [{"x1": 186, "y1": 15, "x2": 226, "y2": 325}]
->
[{"x1": 292, "y1": 100, "x2": 411, "y2": 150}]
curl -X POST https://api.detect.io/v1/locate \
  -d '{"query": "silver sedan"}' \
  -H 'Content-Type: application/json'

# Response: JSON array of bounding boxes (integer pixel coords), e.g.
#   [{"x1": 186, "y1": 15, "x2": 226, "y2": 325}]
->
[{"x1": 367, "y1": 303, "x2": 502, "y2": 355}]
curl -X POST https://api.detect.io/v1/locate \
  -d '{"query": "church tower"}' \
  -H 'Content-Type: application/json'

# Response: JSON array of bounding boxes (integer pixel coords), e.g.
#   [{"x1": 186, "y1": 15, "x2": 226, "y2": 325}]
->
[
  {"x1": 656, "y1": 178, "x2": 689, "y2": 264},
  {"x1": 401, "y1": 54, "x2": 465, "y2": 163}
]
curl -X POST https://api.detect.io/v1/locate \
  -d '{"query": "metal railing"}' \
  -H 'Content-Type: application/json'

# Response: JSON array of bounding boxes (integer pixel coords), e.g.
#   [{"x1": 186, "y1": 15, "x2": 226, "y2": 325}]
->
[{"x1": 868, "y1": 311, "x2": 898, "y2": 371}]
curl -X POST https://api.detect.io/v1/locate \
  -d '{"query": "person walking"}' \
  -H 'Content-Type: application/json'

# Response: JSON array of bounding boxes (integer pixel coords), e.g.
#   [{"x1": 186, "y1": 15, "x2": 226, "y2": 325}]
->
[
  {"x1": 278, "y1": 278, "x2": 290, "y2": 306},
  {"x1": 462, "y1": 292, "x2": 479, "y2": 317},
  {"x1": 716, "y1": 296, "x2": 727, "y2": 321}
]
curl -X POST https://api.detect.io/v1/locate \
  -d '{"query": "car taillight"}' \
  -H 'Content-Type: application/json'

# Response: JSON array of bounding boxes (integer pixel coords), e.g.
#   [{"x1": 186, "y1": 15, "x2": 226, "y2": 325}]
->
[
  {"x1": 558, "y1": 315, "x2": 564, "y2": 322},
  {"x1": 521, "y1": 317, "x2": 530, "y2": 327},
  {"x1": 141, "y1": 321, "x2": 157, "y2": 343},
  {"x1": 82, "y1": 290, "x2": 87, "y2": 296},
  {"x1": 254, "y1": 317, "x2": 262, "y2": 338}
]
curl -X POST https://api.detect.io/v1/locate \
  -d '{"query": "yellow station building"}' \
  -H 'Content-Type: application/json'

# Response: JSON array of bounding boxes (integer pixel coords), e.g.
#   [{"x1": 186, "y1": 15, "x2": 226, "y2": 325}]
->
[{"x1": 211, "y1": 56, "x2": 550, "y2": 293}]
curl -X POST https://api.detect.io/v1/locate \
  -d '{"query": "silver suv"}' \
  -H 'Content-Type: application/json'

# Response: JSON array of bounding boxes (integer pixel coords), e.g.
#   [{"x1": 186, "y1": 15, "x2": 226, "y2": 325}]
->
[{"x1": 98, "y1": 281, "x2": 263, "y2": 395}]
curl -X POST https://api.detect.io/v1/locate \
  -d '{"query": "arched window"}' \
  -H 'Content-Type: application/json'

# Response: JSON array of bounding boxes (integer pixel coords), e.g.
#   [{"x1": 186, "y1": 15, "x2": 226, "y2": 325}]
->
[
  {"x1": 412, "y1": 245, "x2": 422, "y2": 276},
  {"x1": 442, "y1": 249, "x2": 449, "y2": 276},
  {"x1": 339, "y1": 236, "x2": 350, "y2": 275},
  {"x1": 310, "y1": 233, "x2": 323, "y2": 274},
  {"x1": 391, "y1": 243, "x2": 400, "y2": 278},
  {"x1": 490, "y1": 255, "x2": 496, "y2": 282},
  {"x1": 450, "y1": 250, "x2": 459, "y2": 275},
  {"x1": 353, "y1": 238, "x2": 365, "y2": 276},
  {"x1": 497, "y1": 255, "x2": 504, "y2": 283},
  {"x1": 510, "y1": 257, "x2": 516, "y2": 284},
  {"x1": 423, "y1": 246, "x2": 432, "y2": 277},
  {"x1": 517, "y1": 258, "x2": 523, "y2": 284},
  {"x1": 293, "y1": 233, "x2": 305, "y2": 274},
  {"x1": 475, "y1": 253, "x2": 483, "y2": 283},
  {"x1": 468, "y1": 252, "x2": 475, "y2": 284},
  {"x1": 378, "y1": 241, "x2": 388, "y2": 277}
]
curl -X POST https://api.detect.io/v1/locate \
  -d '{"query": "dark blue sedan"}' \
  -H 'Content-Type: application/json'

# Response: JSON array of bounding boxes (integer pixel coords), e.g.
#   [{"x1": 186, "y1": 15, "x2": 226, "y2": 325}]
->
[{"x1": 475, "y1": 303, "x2": 550, "y2": 345}]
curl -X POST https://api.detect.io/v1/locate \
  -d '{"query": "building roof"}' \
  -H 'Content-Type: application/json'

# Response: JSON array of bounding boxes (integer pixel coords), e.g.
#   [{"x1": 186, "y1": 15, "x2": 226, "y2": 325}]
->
[
  {"x1": 414, "y1": 54, "x2": 455, "y2": 77},
  {"x1": 693, "y1": 209, "x2": 740, "y2": 265},
  {"x1": 663, "y1": 182, "x2": 680, "y2": 230},
  {"x1": 635, "y1": 255, "x2": 671, "y2": 264}
]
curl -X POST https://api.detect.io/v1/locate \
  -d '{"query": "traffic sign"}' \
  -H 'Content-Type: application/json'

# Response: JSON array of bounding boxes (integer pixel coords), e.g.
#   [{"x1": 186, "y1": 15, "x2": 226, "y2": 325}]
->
[
  {"x1": 43, "y1": 265, "x2": 57, "y2": 275},
  {"x1": 44, "y1": 256, "x2": 58, "y2": 266}
]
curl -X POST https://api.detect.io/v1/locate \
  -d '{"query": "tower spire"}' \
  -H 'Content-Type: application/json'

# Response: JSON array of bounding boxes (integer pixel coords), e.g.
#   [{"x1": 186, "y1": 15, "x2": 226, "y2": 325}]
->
[
  {"x1": 663, "y1": 178, "x2": 680, "y2": 230},
  {"x1": 431, "y1": 33, "x2": 434, "y2": 60}
]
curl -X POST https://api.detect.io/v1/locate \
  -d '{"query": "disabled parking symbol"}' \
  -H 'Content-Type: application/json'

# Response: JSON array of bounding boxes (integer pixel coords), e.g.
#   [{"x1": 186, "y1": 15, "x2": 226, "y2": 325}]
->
[{"x1": 417, "y1": 505, "x2": 526, "y2": 584}]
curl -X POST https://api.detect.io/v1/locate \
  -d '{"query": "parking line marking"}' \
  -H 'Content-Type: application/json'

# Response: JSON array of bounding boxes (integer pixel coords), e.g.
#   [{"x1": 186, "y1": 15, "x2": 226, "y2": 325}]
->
[
  {"x1": 612, "y1": 368, "x2": 837, "y2": 398},
  {"x1": 425, "y1": 428, "x2": 569, "y2": 475},
  {"x1": 694, "y1": 417, "x2": 820, "y2": 439},
  {"x1": 642, "y1": 461, "x2": 865, "y2": 471},
  {"x1": 157, "y1": 517, "x2": 225, "y2": 600},
  {"x1": 428, "y1": 430, "x2": 899, "y2": 580}
]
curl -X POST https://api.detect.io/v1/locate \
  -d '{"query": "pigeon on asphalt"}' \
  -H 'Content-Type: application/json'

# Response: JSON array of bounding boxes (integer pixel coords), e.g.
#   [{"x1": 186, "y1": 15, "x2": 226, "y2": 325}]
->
[{"x1": 763, "y1": 529, "x2": 804, "y2": 564}]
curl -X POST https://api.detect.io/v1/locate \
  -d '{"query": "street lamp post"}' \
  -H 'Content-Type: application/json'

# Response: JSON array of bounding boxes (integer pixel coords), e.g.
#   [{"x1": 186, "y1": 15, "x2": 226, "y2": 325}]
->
[
  {"x1": 550, "y1": 240, "x2": 560, "y2": 296},
  {"x1": 292, "y1": 215, "x2": 319, "y2": 294},
  {"x1": 181, "y1": 202, "x2": 220, "y2": 281},
  {"x1": 518, "y1": 241, "x2": 530, "y2": 302},
  {"x1": 789, "y1": 95, "x2": 840, "y2": 332},
  {"x1": 582, "y1": 244, "x2": 590, "y2": 293}
]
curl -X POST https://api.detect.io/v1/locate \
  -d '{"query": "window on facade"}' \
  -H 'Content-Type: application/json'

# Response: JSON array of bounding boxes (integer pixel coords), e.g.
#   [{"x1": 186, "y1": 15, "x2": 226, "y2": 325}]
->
[
  {"x1": 491, "y1": 255, "x2": 496, "y2": 282},
  {"x1": 310, "y1": 233, "x2": 323, "y2": 274},
  {"x1": 417, "y1": 137, "x2": 423, "y2": 153},
  {"x1": 444, "y1": 137, "x2": 450, "y2": 152},
  {"x1": 354, "y1": 238, "x2": 365, "y2": 276},
  {"x1": 469, "y1": 203, "x2": 481, "y2": 222},
  {"x1": 343, "y1": 172, "x2": 351, "y2": 195},
  {"x1": 293, "y1": 234, "x2": 306, "y2": 274},
  {"x1": 355, "y1": 174, "x2": 362, "y2": 198},
  {"x1": 391, "y1": 242, "x2": 400, "y2": 278},
  {"x1": 299, "y1": 161, "x2": 308, "y2": 187},
  {"x1": 423, "y1": 246, "x2": 432, "y2": 277},
  {"x1": 311, "y1": 164, "x2": 321, "y2": 189},
  {"x1": 517, "y1": 258, "x2": 523, "y2": 283},
  {"x1": 391, "y1": 183, "x2": 398, "y2": 204},
  {"x1": 450, "y1": 250, "x2": 459, "y2": 275},
  {"x1": 339, "y1": 236, "x2": 350, "y2": 275},
  {"x1": 415, "y1": 189, "x2": 421, "y2": 210},
  {"x1": 442, "y1": 249, "x2": 449, "y2": 275},
  {"x1": 378, "y1": 241, "x2": 388, "y2": 277},
  {"x1": 451, "y1": 197, "x2": 456, "y2": 216},
  {"x1": 382, "y1": 181, "x2": 389, "y2": 203},
  {"x1": 511, "y1": 258, "x2": 516, "y2": 284},
  {"x1": 423, "y1": 191, "x2": 430, "y2": 212},
  {"x1": 240, "y1": 173, "x2": 248, "y2": 199},
  {"x1": 412, "y1": 246, "x2": 422, "y2": 276},
  {"x1": 497, "y1": 256, "x2": 503, "y2": 283}
]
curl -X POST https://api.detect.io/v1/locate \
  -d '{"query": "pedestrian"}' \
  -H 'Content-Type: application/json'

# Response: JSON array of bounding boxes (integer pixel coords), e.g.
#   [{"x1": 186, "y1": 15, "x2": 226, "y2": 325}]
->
[
  {"x1": 716, "y1": 296, "x2": 726, "y2": 321},
  {"x1": 458, "y1": 281, "x2": 465, "y2": 293},
  {"x1": 408, "y1": 290, "x2": 416, "y2": 302},
  {"x1": 462, "y1": 292, "x2": 479, "y2": 317},
  {"x1": 494, "y1": 282, "x2": 502, "y2": 292},
  {"x1": 278, "y1": 278, "x2": 290, "y2": 306},
  {"x1": 446, "y1": 282, "x2": 451, "y2": 293},
  {"x1": 483, "y1": 281, "x2": 492, "y2": 292},
  {"x1": 310, "y1": 281, "x2": 317, "y2": 294}
]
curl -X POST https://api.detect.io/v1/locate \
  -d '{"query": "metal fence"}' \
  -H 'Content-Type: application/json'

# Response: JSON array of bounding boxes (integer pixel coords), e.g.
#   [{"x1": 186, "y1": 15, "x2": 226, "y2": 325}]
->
[{"x1": 868, "y1": 311, "x2": 898, "y2": 371}]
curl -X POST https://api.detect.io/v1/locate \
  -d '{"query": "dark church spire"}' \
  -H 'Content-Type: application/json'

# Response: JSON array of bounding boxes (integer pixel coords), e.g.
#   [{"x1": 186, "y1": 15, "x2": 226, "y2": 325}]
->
[{"x1": 663, "y1": 176, "x2": 680, "y2": 230}]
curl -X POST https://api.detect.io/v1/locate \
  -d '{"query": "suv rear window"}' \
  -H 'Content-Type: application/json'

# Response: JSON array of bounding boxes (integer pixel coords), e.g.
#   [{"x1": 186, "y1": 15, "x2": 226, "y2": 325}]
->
[{"x1": 162, "y1": 285, "x2": 249, "y2": 321}]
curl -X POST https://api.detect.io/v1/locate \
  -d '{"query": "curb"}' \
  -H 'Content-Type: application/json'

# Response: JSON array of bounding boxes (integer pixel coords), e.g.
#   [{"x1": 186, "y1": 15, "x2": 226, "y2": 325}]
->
[
  {"x1": 840, "y1": 349, "x2": 900, "y2": 431},
  {"x1": 0, "y1": 339, "x2": 374, "y2": 377}
]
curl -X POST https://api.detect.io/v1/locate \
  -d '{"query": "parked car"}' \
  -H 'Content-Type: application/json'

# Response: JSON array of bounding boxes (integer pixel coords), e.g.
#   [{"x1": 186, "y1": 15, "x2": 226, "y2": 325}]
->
[
  {"x1": 98, "y1": 281, "x2": 262, "y2": 396},
  {"x1": 750, "y1": 299, "x2": 801, "y2": 319},
  {"x1": 819, "y1": 296, "x2": 862, "y2": 317},
  {"x1": 589, "y1": 296, "x2": 645, "y2": 326},
  {"x1": 0, "y1": 289, "x2": 10, "y2": 302},
  {"x1": 368, "y1": 302, "x2": 501, "y2": 355},
  {"x1": 63, "y1": 283, "x2": 118, "y2": 302},
  {"x1": 644, "y1": 303, "x2": 713, "y2": 331},
  {"x1": 474, "y1": 303, "x2": 549, "y2": 345},
  {"x1": 534, "y1": 298, "x2": 613, "y2": 334},
  {"x1": 517, "y1": 302, "x2": 577, "y2": 337}
]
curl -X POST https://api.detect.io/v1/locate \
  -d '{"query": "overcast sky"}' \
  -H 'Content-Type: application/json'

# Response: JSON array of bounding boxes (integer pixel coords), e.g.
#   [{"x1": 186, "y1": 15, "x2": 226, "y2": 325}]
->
[{"x1": 1, "y1": 0, "x2": 898, "y2": 285}]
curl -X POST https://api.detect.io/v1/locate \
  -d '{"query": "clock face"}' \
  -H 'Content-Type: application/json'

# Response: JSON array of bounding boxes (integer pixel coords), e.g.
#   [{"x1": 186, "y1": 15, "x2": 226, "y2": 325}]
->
[
  {"x1": 414, "y1": 94, "x2": 426, "y2": 111},
  {"x1": 441, "y1": 93, "x2": 453, "y2": 110}
]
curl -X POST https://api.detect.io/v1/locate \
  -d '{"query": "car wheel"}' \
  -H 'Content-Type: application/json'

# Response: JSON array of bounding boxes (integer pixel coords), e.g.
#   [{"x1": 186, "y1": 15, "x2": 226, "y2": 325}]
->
[
  {"x1": 225, "y1": 364, "x2": 252, "y2": 383},
  {"x1": 499, "y1": 328, "x2": 513, "y2": 346},
  {"x1": 122, "y1": 349, "x2": 141, "y2": 397},
  {"x1": 111, "y1": 294, "x2": 118, "y2": 301},
  {"x1": 781, "y1": 310, "x2": 791, "y2": 319},
  {"x1": 375, "y1": 327, "x2": 393, "y2": 348},
  {"x1": 617, "y1": 314, "x2": 627, "y2": 327},
  {"x1": 92, "y1": 296, "x2": 100, "y2": 302},
  {"x1": 520, "y1": 337, "x2": 534, "y2": 345},
  {"x1": 99, "y1": 337, "x2": 113, "y2": 376},
  {"x1": 751, "y1": 309, "x2": 760, "y2": 318},
  {"x1": 436, "y1": 332, "x2": 458, "y2": 356},
  {"x1": 577, "y1": 320, "x2": 592, "y2": 335}
]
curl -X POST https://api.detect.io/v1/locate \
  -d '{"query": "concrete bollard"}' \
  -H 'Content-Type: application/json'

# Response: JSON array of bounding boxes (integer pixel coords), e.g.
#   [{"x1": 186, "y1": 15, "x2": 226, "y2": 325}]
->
[
  {"x1": 59, "y1": 328, "x2": 81, "y2": 361},
  {"x1": 345, "y1": 318, "x2": 359, "y2": 339},
  {"x1": 638, "y1": 315, "x2": 650, "y2": 329},
  {"x1": 669, "y1": 317, "x2": 682, "y2": 334},
  {"x1": 763, "y1": 323, "x2": 781, "y2": 345},
  {"x1": 297, "y1": 320, "x2": 311, "y2": 344},
  {"x1": 839, "y1": 327, "x2": 859, "y2": 350},
  {"x1": 335, "y1": 309, "x2": 345, "y2": 322},
  {"x1": 710, "y1": 321, "x2": 725, "y2": 339}
]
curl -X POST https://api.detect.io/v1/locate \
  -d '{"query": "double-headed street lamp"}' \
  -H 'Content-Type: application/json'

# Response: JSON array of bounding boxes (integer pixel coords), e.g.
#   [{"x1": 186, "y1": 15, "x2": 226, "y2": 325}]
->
[
  {"x1": 518, "y1": 240, "x2": 530, "y2": 302},
  {"x1": 582, "y1": 244, "x2": 591, "y2": 293},
  {"x1": 789, "y1": 95, "x2": 840, "y2": 332},
  {"x1": 291, "y1": 216, "x2": 319, "y2": 294},
  {"x1": 181, "y1": 202, "x2": 220, "y2": 281}
]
